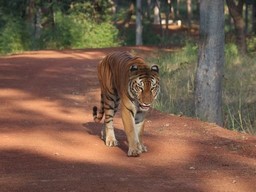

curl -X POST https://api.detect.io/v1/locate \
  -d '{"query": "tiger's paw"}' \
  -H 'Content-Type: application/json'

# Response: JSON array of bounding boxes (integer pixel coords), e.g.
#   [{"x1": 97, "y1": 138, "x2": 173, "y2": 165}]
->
[
  {"x1": 127, "y1": 147, "x2": 142, "y2": 157},
  {"x1": 141, "y1": 144, "x2": 148, "y2": 153},
  {"x1": 105, "y1": 137, "x2": 118, "y2": 147},
  {"x1": 127, "y1": 143, "x2": 147, "y2": 157}
]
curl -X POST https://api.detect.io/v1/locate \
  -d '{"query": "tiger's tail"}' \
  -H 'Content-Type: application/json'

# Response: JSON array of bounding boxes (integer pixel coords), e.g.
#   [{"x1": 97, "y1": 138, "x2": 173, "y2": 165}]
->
[{"x1": 93, "y1": 94, "x2": 104, "y2": 122}]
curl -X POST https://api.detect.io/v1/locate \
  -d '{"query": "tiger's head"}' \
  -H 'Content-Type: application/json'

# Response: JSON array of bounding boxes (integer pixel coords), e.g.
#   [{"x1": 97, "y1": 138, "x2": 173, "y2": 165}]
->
[{"x1": 128, "y1": 64, "x2": 160, "y2": 111}]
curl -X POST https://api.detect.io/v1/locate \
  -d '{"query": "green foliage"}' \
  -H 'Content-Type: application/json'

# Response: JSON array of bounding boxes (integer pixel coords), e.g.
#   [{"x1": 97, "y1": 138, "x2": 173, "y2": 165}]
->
[
  {"x1": 69, "y1": 1, "x2": 114, "y2": 22},
  {"x1": 0, "y1": 1, "x2": 120, "y2": 53},
  {"x1": 39, "y1": 12, "x2": 73, "y2": 49},
  {"x1": 247, "y1": 36, "x2": 256, "y2": 53},
  {"x1": 0, "y1": 16, "x2": 30, "y2": 55},
  {"x1": 0, "y1": 0, "x2": 27, "y2": 18},
  {"x1": 151, "y1": 43, "x2": 256, "y2": 134},
  {"x1": 39, "y1": 11, "x2": 120, "y2": 49}
]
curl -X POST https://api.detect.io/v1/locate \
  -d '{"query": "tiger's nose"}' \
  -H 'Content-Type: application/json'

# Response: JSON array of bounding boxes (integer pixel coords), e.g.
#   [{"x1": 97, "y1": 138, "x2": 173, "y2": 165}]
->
[{"x1": 142, "y1": 93, "x2": 153, "y2": 104}]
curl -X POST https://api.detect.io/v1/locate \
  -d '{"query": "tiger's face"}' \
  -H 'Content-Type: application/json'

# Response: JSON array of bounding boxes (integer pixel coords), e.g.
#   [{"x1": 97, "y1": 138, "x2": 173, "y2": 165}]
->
[{"x1": 129, "y1": 64, "x2": 160, "y2": 111}]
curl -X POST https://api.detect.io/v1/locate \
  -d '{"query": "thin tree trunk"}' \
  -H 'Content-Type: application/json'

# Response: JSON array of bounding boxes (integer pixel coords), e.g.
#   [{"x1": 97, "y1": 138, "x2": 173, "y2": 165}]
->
[
  {"x1": 136, "y1": 0, "x2": 143, "y2": 45},
  {"x1": 245, "y1": 2, "x2": 248, "y2": 34},
  {"x1": 35, "y1": 8, "x2": 42, "y2": 40},
  {"x1": 253, "y1": 1, "x2": 256, "y2": 34},
  {"x1": 122, "y1": 1, "x2": 135, "y2": 28},
  {"x1": 187, "y1": 0, "x2": 192, "y2": 28},
  {"x1": 146, "y1": 0, "x2": 151, "y2": 20},
  {"x1": 226, "y1": 0, "x2": 247, "y2": 54},
  {"x1": 154, "y1": 0, "x2": 164, "y2": 38},
  {"x1": 176, "y1": 0, "x2": 180, "y2": 18},
  {"x1": 26, "y1": 0, "x2": 36, "y2": 32},
  {"x1": 154, "y1": 0, "x2": 160, "y2": 24},
  {"x1": 195, "y1": 0, "x2": 225, "y2": 126}
]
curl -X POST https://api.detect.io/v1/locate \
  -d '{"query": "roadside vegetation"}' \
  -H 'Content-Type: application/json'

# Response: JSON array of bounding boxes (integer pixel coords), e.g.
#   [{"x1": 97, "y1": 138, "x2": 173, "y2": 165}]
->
[
  {"x1": 0, "y1": 1, "x2": 121, "y2": 54},
  {"x1": 151, "y1": 41, "x2": 256, "y2": 134}
]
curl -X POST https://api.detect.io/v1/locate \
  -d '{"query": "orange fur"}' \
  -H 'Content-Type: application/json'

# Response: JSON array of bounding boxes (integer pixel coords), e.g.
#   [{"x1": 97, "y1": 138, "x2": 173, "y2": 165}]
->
[{"x1": 93, "y1": 51, "x2": 160, "y2": 156}]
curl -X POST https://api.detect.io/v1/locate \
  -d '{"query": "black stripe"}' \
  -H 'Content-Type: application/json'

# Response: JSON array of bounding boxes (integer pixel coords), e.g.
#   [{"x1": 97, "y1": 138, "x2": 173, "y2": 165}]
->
[
  {"x1": 105, "y1": 119, "x2": 113, "y2": 123},
  {"x1": 104, "y1": 107, "x2": 114, "y2": 110},
  {"x1": 105, "y1": 114, "x2": 113, "y2": 118},
  {"x1": 104, "y1": 102, "x2": 114, "y2": 109},
  {"x1": 105, "y1": 94, "x2": 116, "y2": 101},
  {"x1": 124, "y1": 105, "x2": 135, "y2": 118},
  {"x1": 93, "y1": 106, "x2": 97, "y2": 116}
]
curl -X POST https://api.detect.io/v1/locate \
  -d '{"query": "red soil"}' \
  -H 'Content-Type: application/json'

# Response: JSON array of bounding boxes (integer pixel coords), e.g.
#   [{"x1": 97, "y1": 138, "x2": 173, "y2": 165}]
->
[{"x1": 0, "y1": 47, "x2": 255, "y2": 192}]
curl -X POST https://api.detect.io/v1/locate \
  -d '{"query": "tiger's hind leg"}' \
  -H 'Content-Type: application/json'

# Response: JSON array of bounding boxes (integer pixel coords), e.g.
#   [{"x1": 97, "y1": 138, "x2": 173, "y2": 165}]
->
[{"x1": 101, "y1": 93, "x2": 120, "y2": 147}]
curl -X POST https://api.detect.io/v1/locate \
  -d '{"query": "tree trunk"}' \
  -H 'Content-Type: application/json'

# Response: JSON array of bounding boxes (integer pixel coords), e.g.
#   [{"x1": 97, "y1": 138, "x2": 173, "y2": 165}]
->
[
  {"x1": 35, "y1": 8, "x2": 42, "y2": 40},
  {"x1": 153, "y1": 0, "x2": 160, "y2": 24},
  {"x1": 245, "y1": 2, "x2": 248, "y2": 34},
  {"x1": 122, "y1": 1, "x2": 135, "y2": 28},
  {"x1": 187, "y1": 0, "x2": 192, "y2": 28},
  {"x1": 226, "y1": 0, "x2": 247, "y2": 54},
  {"x1": 136, "y1": 0, "x2": 143, "y2": 45},
  {"x1": 253, "y1": 1, "x2": 256, "y2": 34},
  {"x1": 195, "y1": 0, "x2": 225, "y2": 126},
  {"x1": 155, "y1": 0, "x2": 165, "y2": 38},
  {"x1": 26, "y1": 0, "x2": 36, "y2": 33},
  {"x1": 146, "y1": 0, "x2": 152, "y2": 20},
  {"x1": 176, "y1": 0, "x2": 180, "y2": 18}
]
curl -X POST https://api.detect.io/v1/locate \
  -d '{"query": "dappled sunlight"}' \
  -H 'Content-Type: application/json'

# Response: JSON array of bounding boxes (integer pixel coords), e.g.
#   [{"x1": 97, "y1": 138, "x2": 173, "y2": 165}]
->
[
  {"x1": 0, "y1": 85, "x2": 200, "y2": 166},
  {"x1": 0, "y1": 88, "x2": 31, "y2": 99},
  {"x1": 0, "y1": 88, "x2": 86, "y2": 124},
  {"x1": 0, "y1": 130, "x2": 115, "y2": 163},
  {"x1": 201, "y1": 171, "x2": 254, "y2": 192},
  {"x1": 17, "y1": 99, "x2": 84, "y2": 123}
]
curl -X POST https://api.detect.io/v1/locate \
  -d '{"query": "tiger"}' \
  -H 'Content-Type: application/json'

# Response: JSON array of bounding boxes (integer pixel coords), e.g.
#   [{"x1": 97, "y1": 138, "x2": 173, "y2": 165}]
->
[{"x1": 93, "y1": 51, "x2": 160, "y2": 157}]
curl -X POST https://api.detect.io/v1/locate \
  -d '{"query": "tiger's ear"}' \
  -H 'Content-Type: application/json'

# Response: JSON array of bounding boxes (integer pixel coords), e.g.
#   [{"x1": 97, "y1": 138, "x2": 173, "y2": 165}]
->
[
  {"x1": 130, "y1": 64, "x2": 138, "y2": 72},
  {"x1": 151, "y1": 65, "x2": 159, "y2": 73}
]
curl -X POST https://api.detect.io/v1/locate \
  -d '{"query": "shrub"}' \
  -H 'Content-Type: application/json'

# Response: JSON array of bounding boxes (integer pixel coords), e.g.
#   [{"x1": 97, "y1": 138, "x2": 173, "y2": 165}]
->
[
  {"x1": 39, "y1": 12, "x2": 121, "y2": 49},
  {"x1": 0, "y1": 16, "x2": 30, "y2": 54}
]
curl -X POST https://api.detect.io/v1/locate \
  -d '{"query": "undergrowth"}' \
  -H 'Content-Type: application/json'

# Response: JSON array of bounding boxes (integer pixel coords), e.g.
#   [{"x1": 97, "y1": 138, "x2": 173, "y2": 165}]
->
[{"x1": 150, "y1": 42, "x2": 256, "y2": 135}]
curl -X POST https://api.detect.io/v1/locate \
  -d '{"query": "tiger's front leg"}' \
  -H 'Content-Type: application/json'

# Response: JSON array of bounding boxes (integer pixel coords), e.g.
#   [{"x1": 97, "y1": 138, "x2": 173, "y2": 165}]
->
[
  {"x1": 121, "y1": 104, "x2": 146, "y2": 157},
  {"x1": 102, "y1": 97, "x2": 118, "y2": 147}
]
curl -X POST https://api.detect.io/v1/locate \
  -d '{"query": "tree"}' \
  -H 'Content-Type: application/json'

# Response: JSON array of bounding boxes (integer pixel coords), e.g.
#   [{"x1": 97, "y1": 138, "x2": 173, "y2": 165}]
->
[
  {"x1": 136, "y1": 0, "x2": 142, "y2": 45},
  {"x1": 195, "y1": 0, "x2": 225, "y2": 126},
  {"x1": 153, "y1": 1, "x2": 160, "y2": 24},
  {"x1": 121, "y1": 1, "x2": 135, "y2": 28},
  {"x1": 226, "y1": 0, "x2": 247, "y2": 54},
  {"x1": 253, "y1": 1, "x2": 256, "y2": 34},
  {"x1": 187, "y1": 0, "x2": 192, "y2": 29}
]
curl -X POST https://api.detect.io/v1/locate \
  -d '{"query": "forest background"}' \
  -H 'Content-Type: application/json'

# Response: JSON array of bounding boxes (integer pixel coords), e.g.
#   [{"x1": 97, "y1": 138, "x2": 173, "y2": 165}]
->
[{"x1": 0, "y1": 0, "x2": 255, "y2": 134}]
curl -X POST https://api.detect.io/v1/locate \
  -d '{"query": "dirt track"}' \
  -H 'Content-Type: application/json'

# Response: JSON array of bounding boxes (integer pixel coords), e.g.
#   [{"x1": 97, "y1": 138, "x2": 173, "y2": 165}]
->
[{"x1": 0, "y1": 47, "x2": 256, "y2": 192}]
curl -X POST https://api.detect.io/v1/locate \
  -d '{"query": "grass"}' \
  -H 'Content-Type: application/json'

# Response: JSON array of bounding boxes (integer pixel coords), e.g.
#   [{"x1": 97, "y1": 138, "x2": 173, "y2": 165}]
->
[{"x1": 150, "y1": 42, "x2": 256, "y2": 135}]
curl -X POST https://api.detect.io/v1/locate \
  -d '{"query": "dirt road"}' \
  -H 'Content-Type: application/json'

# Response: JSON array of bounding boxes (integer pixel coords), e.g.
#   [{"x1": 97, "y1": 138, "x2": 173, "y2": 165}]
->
[{"x1": 0, "y1": 47, "x2": 256, "y2": 192}]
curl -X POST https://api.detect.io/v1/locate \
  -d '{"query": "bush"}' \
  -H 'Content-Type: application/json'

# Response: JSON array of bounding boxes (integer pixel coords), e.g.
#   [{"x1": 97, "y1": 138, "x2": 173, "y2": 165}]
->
[
  {"x1": 39, "y1": 12, "x2": 121, "y2": 49},
  {"x1": 0, "y1": 16, "x2": 30, "y2": 54},
  {"x1": 247, "y1": 36, "x2": 256, "y2": 53}
]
